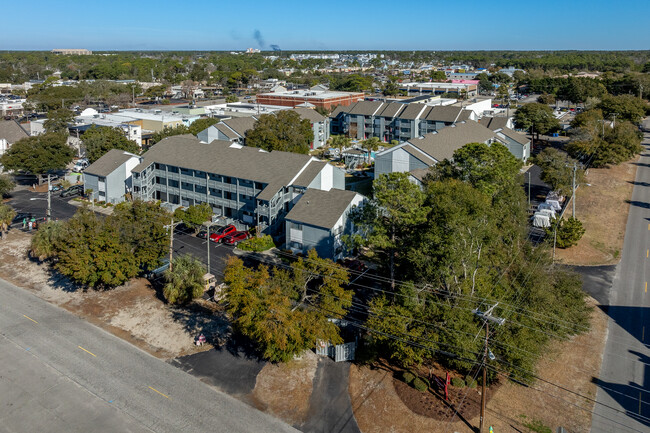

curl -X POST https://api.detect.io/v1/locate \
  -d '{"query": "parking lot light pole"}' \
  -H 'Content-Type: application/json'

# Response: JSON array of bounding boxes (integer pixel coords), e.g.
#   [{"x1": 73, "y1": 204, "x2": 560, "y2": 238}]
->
[{"x1": 46, "y1": 174, "x2": 51, "y2": 222}]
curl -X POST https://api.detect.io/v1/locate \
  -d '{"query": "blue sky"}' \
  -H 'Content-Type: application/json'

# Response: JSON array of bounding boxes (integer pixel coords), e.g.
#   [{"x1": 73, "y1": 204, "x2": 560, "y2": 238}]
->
[{"x1": 1, "y1": 0, "x2": 648, "y2": 51}]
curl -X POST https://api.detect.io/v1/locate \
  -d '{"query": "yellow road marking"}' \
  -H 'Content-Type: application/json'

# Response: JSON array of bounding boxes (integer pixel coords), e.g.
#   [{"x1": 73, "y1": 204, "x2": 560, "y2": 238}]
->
[
  {"x1": 646, "y1": 282, "x2": 648, "y2": 293},
  {"x1": 23, "y1": 315, "x2": 38, "y2": 324},
  {"x1": 77, "y1": 346, "x2": 96, "y2": 357},
  {"x1": 647, "y1": 249, "x2": 648, "y2": 258},
  {"x1": 148, "y1": 386, "x2": 170, "y2": 399}
]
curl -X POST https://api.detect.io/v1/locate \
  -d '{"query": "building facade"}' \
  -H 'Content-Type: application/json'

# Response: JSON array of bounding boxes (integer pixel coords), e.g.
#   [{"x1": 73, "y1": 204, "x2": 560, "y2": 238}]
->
[
  {"x1": 83, "y1": 150, "x2": 141, "y2": 204},
  {"x1": 256, "y1": 85, "x2": 364, "y2": 110}
]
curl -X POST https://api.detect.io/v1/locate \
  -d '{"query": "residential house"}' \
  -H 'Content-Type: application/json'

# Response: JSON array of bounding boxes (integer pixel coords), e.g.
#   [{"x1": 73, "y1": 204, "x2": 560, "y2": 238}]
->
[
  {"x1": 131, "y1": 135, "x2": 345, "y2": 236},
  {"x1": 493, "y1": 127, "x2": 530, "y2": 162},
  {"x1": 0, "y1": 120, "x2": 29, "y2": 159},
  {"x1": 197, "y1": 117, "x2": 258, "y2": 144},
  {"x1": 292, "y1": 107, "x2": 329, "y2": 149},
  {"x1": 285, "y1": 188, "x2": 365, "y2": 260},
  {"x1": 83, "y1": 149, "x2": 141, "y2": 204}
]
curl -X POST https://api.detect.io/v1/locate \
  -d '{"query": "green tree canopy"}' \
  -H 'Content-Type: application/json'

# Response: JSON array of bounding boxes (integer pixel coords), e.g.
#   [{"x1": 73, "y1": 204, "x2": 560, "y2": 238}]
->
[
  {"x1": 187, "y1": 118, "x2": 220, "y2": 136},
  {"x1": 597, "y1": 94, "x2": 648, "y2": 124},
  {"x1": 0, "y1": 133, "x2": 73, "y2": 176},
  {"x1": 163, "y1": 254, "x2": 206, "y2": 304},
  {"x1": 44, "y1": 109, "x2": 74, "y2": 134},
  {"x1": 223, "y1": 250, "x2": 352, "y2": 362},
  {"x1": 246, "y1": 110, "x2": 313, "y2": 154},
  {"x1": 514, "y1": 103, "x2": 560, "y2": 136},
  {"x1": 30, "y1": 220, "x2": 64, "y2": 260},
  {"x1": 0, "y1": 174, "x2": 15, "y2": 197},
  {"x1": 151, "y1": 125, "x2": 190, "y2": 145},
  {"x1": 82, "y1": 126, "x2": 139, "y2": 163},
  {"x1": 173, "y1": 202, "x2": 212, "y2": 232},
  {"x1": 533, "y1": 148, "x2": 584, "y2": 196}
]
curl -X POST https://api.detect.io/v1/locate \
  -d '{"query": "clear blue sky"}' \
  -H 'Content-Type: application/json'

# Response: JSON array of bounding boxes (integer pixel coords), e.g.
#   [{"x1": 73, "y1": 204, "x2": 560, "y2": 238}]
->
[{"x1": 1, "y1": 0, "x2": 648, "y2": 51}]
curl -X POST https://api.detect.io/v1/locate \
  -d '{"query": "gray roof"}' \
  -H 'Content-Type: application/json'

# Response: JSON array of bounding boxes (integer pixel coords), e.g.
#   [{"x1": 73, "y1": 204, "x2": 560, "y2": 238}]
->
[
  {"x1": 482, "y1": 116, "x2": 509, "y2": 131},
  {"x1": 406, "y1": 120, "x2": 496, "y2": 162},
  {"x1": 222, "y1": 116, "x2": 257, "y2": 138},
  {"x1": 292, "y1": 107, "x2": 326, "y2": 123},
  {"x1": 402, "y1": 146, "x2": 436, "y2": 165},
  {"x1": 496, "y1": 127, "x2": 529, "y2": 145},
  {"x1": 377, "y1": 102, "x2": 406, "y2": 118},
  {"x1": 397, "y1": 103, "x2": 428, "y2": 120},
  {"x1": 285, "y1": 188, "x2": 360, "y2": 230},
  {"x1": 215, "y1": 123, "x2": 239, "y2": 140},
  {"x1": 292, "y1": 160, "x2": 327, "y2": 188},
  {"x1": 85, "y1": 149, "x2": 139, "y2": 177},
  {"x1": 409, "y1": 168, "x2": 430, "y2": 183},
  {"x1": 0, "y1": 120, "x2": 29, "y2": 144},
  {"x1": 347, "y1": 101, "x2": 384, "y2": 116},
  {"x1": 134, "y1": 135, "x2": 315, "y2": 202},
  {"x1": 424, "y1": 106, "x2": 471, "y2": 123},
  {"x1": 330, "y1": 105, "x2": 347, "y2": 118}
]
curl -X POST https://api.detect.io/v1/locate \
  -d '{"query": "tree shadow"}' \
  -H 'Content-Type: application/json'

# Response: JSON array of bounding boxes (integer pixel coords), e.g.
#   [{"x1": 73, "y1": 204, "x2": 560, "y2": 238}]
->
[
  {"x1": 627, "y1": 181, "x2": 650, "y2": 187},
  {"x1": 591, "y1": 350, "x2": 650, "y2": 429},
  {"x1": 630, "y1": 162, "x2": 650, "y2": 168},
  {"x1": 597, "y1": 305, "x2": 650, "y2": 348},
  {"x1": 625, "y1": 199, "x2": 650, "y2": 209},
  {"x1": 43, "y1": 265, "x2": 82, "y2": 293}
]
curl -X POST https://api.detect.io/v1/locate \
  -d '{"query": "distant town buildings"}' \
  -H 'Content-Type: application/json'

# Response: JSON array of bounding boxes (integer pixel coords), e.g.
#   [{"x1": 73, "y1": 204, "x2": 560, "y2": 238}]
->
[
  {"x1": 51, "y1": 49, "x2": 92, "y2": 55},
  {"x1": 256, "y1": 85, "x2": 364, "y2": 110}
]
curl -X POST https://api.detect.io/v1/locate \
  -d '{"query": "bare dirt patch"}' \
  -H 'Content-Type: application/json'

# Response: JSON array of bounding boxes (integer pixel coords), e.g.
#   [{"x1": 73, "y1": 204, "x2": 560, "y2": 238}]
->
[
  {"x1": 555, "y1": 157, "x2": 639, "y2": 265},
  {"x1": 252, "y1": 351, "x2": 319, "y2": 425},
  {"x1": 349, "y1": 297, "x2": 607, "y2": 433}
]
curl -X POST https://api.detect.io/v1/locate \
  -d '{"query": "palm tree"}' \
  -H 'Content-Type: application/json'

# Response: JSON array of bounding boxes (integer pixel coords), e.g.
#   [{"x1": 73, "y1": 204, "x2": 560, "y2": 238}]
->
[
  {"x1": 327, "y1": 134, "x2": 350, "y2": 159},
  {"x1": 361, "y1": 137, "x2": 381, "y2": 164},
  {"x1": 162, "y1": 254, "x2": 206, "y2": 304}
]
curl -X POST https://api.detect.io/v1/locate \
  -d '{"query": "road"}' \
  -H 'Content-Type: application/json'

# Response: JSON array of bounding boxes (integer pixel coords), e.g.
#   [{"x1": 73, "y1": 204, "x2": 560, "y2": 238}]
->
[
  {"x1": 591, "y1": 129, "x2": 650, "y2": 433},
  {"x1": 0, "y1": 277, "x2": 298, "y2": 433}
]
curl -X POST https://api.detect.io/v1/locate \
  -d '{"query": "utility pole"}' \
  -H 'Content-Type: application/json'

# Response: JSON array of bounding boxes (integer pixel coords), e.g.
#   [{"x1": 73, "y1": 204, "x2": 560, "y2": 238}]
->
[
  {"x1": 527, "y1": 171, "x2": 531, "y2": 208},
  {"x1": 164, "y1": 218, "x2": 182, "y2": 272},
  {"x1": 640, "y1": 84, "x2": 644, "y2": 100},
  {"x1": 46, "y1": 174, "x2": 51, "y2": 221},
  {"x1": 572, "y1": 162, "x2": 577, "y2": 218},
  {"x1": 472, "y1": 304, "x2": 505, "y2": 433}
]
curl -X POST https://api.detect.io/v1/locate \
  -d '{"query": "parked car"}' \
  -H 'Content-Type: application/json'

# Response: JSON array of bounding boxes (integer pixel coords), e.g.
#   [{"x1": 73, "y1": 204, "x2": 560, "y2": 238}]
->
[
  {"x1": 196, "y1": 230, "x2": 209, "y2": 239},
  {"x1": 209, "y1": 224, "x2": 236, "y2": 243},
  {"x1": 60, "y1": 185, "x2": 84, "y2": 198},
  {"x1": 222, "y1": 231, "x2": 250, "y2": 246},
  {"x1": 339, "y1": 258, "x2": 368, "y2": 273},
  {"x1": 49, "y1": 184, "x2": 63, "y2": 192}
]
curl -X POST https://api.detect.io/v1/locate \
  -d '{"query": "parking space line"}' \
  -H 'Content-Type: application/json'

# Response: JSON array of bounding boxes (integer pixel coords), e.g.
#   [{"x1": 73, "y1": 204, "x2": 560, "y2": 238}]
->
[
  {"x1": 148, "y1": 386, "x2": 170, "y2": 399},
  {"x1": 78, "y1": 346, "x2": 97, "y2": 357},
  {"x1": 22, "y1": 314, "x2": 38, "y2": 324}
]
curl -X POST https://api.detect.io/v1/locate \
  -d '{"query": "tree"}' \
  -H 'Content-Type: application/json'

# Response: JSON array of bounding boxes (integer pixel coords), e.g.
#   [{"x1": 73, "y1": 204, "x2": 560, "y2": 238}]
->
[
  {"x1": 547, "y1": 217, "x2": 585, "y2": 248},
  {"x1": 361, "y1": 136, "x2": 381, "y2": 164},
  {"x1": 225, "y1": 95, "x2": 239, "y2": 103},
  {"x1": 54, "y1": 208, "x2": 139, "y2": 288},
  {"x1": 173, "y1": 202, "x2": 212, "y2": 233},
  {"x1": 597, "y1": 94, "x2": 647, "y2": 124},
  {"x1": 44, "y1": 108, "x2": 74, "y2": 134},
  {"x1": 328, "y1": 134, "x2": 350, "y2": 152},
  {"x1": 0, "y1": 133, "x2": 73, "y2": 179},
  {"x1": 30, "y1": 220, "x2": 64, "y2": 260},
  {"x1": 533, "y1": 148, "x2": 584, "y2": 195},
  {"x1": 0, "y1": 174, "x2": 15, "y2": 197},
  {"x1": 0, "y1": 204, "x2": 15, "y2": 239},
  {"x1": 567, "y1": 120, "x2": 643, "y2": 168},
  {"x1": 144, "y1": 85, "x2": 167, "y2": 99},
  {"x1": 430, "y1": 142, "x2": 522, "y2": 197},
  {"x1": 110, "y1": 200, "x2": 171, "y2": 272},
  {"x1": 162, "y1": 254, "x2": 206, "y2": 304},
  {"x1": 246, "y1": 110, "x2": 313, "y2": 154},
  {"x1": 151, "y1": 125, "x2": 190, "y2": 145},
  {"x1": 223, "y1": 250, "x2": 352, "y2": 362},
  {"x1": 514, "y1": 103, "x2": 561, "y2": 138},
  {"x1": 430, "y1": 71, "x2": 447, "y2": 81},
  {"x1": 382, "y1": 78, "x2": 400, "y2": 96},
  {"x1": 350, "y1": 173, "x2": 429, "y2": 290},
  {"x1": 82, "y1": 126, "x2": 139, "y2": 163},
  {"x1": 537, "y1": 94, "x2": 555, "y2": 105},
  {"x1": 187, "y1": 118, "x2": 219, "y2": 136}
]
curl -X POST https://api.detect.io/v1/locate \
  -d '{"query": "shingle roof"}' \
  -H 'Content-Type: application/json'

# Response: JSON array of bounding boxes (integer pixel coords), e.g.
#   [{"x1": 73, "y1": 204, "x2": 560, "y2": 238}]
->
[
  {"x1": 424, "y1": 106, "x2": 471, "y2": 123},
  {"x1": 285, "y1": 188, "x2": 360, "y2": 230},
  {"x1": 292, "y1": 160, "x2": 327, "y2": 188},
  {"x1": 397, "y1": 103, "x2": 429, "y2": 120},
  {"x1": 222, "y1": 116, "x2": 257, "y2": 138},
  {"x1": 496, "y1": 127, "x2": 529, "y2": 145},
  {"x1": 347, "y1": 101, "x2": 384, "y2": 116},
  {"x1": 409, "y1": 168, "x2": 430, "y2": 183},
  {"x1": 402, "y1": 146, "x2": 436, "y2": 165},
  {"x1": 330, "y1": 105, "x2": 348, "y2": 118},
  {"x1": 407, "y1": 120, "x2": 496, "y2": 162},
  {"x1": 215, "y1": 123, "x2": 239, "y2": 140},
  {"x1": 292, "y1": 107, "x2": 326, "y2": 123},
  {"x1": 377, "y1": 102, "x2": 406, "y2": 118},
  {"x1": 0, "y1": 120, "x2": 29, "y2": 144},
  {"x1": 134, "y1": 135, "x2": 315, "y2": 202},
  {"x1": 84, "y1": 149, "x2": 139, "y2": 177},
  {"x1": 482, "y1": 116, "x2": 509, "y2": 131}
]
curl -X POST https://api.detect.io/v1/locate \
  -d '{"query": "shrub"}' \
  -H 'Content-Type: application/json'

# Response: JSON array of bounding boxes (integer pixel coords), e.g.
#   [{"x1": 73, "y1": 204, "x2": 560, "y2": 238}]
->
[
  {"x1": 465, "y1": 375, "x2": 477, "y2": 388},
  {"x1": 412, "y1": 377, "x2": 428, "y2": 392},
  {"x1": 451, "y1": 377, "x2": 466, "y2": 388},
  {"x1": 402, "y1": 371, "x2": 415, "y2": 384},
  {"x1": 238, "y1": 234, "x2": 275, "y2": 252}
]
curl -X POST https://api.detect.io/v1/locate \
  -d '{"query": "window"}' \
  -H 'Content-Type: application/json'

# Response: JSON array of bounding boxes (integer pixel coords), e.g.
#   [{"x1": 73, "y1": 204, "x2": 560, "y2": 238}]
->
[
  {"x1": 180, "y1": 167, "x2": 192, "y2": 176},
  {"x1": 209, "y1": 173, "x2": 221, "y2": 181},
  {"x1": 209, "y1": 188, "x2": 222, "y2": 197},
  {"x1": 155, "y1": 177, "x2": 166, "y2": 185},
  {"x1": 181, "y1": 182, "x2": 193, "y2": 191},
  {"x1": 240, "y1": 179, "x2": 253, "y2": 187},
  {"x1": 194, "y1": 170, "x2": 206, "y2": 179},
  {"x1": 240, "y1": 194, "x2": 253, "y2": 201},
  {"x1": 168, "y1": 179, "x2": 179, "y2": 188},
  {"x1": 255, "y1": 182, "x2": 264, "y2": 190},
  {"x1": 290, "y1": 222, "x2": 303, "y2": 230},
  {"x1": 195, "y1": 185, "x2": 207, "y2": 194},
  {"x1": 167, "y1": 166, "x2": 179, "y2": 173}
]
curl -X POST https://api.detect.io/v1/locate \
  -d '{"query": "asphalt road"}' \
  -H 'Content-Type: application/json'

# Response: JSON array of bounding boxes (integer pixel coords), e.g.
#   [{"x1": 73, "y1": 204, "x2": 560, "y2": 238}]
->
[
  {"x1": 0, "y1": 278, "x2": 298, "y2": 433},
  {"x1": 591, "y1": 130, "x2": 650, "y2": 433}
]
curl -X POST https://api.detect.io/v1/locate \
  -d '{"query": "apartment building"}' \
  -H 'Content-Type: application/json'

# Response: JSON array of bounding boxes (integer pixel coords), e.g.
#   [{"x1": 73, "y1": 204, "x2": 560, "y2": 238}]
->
[{"x1": 132, "y1": 135, "x2": 345, "y2": 235}]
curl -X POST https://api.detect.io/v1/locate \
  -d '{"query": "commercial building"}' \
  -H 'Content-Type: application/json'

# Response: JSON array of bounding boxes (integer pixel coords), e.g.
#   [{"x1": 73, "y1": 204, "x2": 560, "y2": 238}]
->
[
  {"x1": 397, "y1": 82, "x2": 478, "y2": 98},
  {"x1": 0, "y1": 120, "x2": 29, "y2": 159},
  {"x1": 132, "y1": 135, "x2": 345, "y2": 236},
  {"x1": 256, "y1": 85, "x2": 364, "y2": 110},
  {"x1": 70, "y1": 108, "x2": 143, "y2": 146},
  {"x1": 51, "y1": 49, "x2": 92, "y2": 55}
]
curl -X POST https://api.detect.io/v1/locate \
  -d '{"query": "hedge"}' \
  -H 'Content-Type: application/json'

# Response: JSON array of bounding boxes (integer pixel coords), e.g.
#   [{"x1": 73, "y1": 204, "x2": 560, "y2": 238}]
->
[
  {"x1": 238, "y1": 235, "x2": 275, "y2": 252},
  {"x1": 413, "y1": 377, "x2": 428, "y2": 392},
  {"x1": 451, "y1": 377, "x2": 466, "y2": 388},
  {"x1": 402, "y1": 371, "x2": 415, "y2": 384},
  {"x1": 465, "y1": 375, "x2": 477, "y2": 388}
]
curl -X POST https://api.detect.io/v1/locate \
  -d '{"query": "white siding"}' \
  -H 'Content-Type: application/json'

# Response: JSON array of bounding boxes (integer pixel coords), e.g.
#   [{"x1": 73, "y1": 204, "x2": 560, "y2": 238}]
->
[{"x1": 391, "y1": 148, "x2": 411, "y2": 173}]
